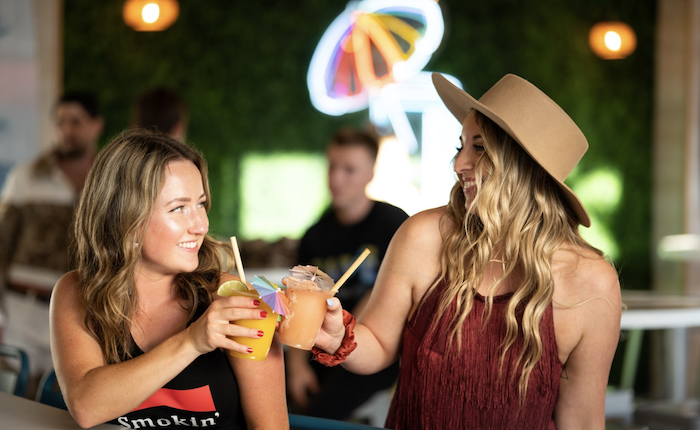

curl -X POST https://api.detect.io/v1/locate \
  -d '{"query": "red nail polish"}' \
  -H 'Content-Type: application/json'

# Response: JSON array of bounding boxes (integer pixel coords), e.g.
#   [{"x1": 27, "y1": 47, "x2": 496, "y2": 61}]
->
[
  {"x1": 260, "y1": 311, "x2": 267, "y2": 318},
  {"x1": 253, "y1": 299, "x2": 260, "y2": 306},
  {"x1": 257, "y1": 330, "x2": 264, "y2": 338},
  {"x1": 247, "y1": 347, "x2": 253, "y2": 354}
]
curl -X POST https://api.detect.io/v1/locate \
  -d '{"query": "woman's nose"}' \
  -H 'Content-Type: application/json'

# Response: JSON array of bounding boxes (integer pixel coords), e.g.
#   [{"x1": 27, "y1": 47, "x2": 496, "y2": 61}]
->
[
  {"x1": 189, "y1": 210, "x2": 209, "y2": 235},
  {"x1": 454, "y1": 150, "x2": 475, "y2": 174}
]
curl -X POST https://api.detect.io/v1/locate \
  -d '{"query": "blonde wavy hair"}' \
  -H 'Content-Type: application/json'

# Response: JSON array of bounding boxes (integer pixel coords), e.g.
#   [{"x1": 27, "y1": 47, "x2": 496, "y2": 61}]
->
[
  {"x1": 433, "y1": 110, "x2": 603, "y2": 400},
  {"x1": 73, "y1": 129, "x2": 233, "y2": 364}
]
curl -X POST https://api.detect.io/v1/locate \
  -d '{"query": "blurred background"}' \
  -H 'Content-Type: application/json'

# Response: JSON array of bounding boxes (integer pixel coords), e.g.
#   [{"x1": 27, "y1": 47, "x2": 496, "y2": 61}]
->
[{"x1": 3, "y1": 0, "x2": 700, "y2": 416}]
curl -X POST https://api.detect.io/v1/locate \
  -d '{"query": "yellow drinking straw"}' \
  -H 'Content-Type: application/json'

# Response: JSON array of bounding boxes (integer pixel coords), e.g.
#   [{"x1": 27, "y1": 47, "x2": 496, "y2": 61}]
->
[
  {"x1": 330, "y1": 248, "x2": 371, "y2": 294},
  {"x1": 230, "y1": 236, "x2": 247, "y2": 285}
]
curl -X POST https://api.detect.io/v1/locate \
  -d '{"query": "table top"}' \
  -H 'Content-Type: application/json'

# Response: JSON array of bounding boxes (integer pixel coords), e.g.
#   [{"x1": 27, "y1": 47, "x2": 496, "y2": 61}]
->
[
  {"x1": 621, "y1": 290, "x2": 700, "y2": 329},
  {"x1": 0, "y1": 392, "x2": 120, "y2": 429},
  {"x1": 622, "y1": 290, "x2": 700, "y2": 309}
]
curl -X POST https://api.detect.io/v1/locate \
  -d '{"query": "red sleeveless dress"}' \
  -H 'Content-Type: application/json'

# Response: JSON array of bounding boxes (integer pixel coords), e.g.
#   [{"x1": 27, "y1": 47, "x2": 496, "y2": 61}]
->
[{"x1": 385, "y1": 279, "x2": 562, "y2": 429}]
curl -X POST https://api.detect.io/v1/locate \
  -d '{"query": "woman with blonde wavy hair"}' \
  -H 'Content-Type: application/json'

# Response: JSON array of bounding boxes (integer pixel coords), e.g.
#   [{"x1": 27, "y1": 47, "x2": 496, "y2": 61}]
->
[
  {"x1": 50, "y1": 129, "x2": 287, "y2": 429},
  {"x1": 311, "y1": 73, "x2": 621, "y2": 429}
]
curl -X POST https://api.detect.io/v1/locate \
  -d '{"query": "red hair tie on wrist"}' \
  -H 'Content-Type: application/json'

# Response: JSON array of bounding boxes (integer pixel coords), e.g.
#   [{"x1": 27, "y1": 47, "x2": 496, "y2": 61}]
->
[{"x1": 311, "y1": 310, "x2": 357, "y2": 366}]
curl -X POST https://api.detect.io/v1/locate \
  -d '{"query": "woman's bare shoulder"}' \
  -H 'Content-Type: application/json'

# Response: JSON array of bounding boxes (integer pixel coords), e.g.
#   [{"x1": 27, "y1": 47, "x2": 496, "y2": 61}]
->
[
  {"x1": 381, "y1": 207, "x2": 447, "y2": 277},
  {"x1": 54, "y1": 270, "x2": 80, "y2": 296},
  {"x1": 552, "y1": 245, "x2": 621, "y2": 307},
  {"x1": 51, "y1": 271, "x2": 84, "y2": 314},
  {"x1": 398, "y1": 207, "x2": 449, "y2": 241}
]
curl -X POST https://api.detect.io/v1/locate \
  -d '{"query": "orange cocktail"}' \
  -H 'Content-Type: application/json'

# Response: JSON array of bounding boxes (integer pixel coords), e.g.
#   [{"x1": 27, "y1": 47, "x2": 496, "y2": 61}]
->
[
  {"x1": 277, "y1": 283, "x2": 334, "y2": 350},
  {"x1": 217, "y1": 281, "x2": 278, "y2": 361}
]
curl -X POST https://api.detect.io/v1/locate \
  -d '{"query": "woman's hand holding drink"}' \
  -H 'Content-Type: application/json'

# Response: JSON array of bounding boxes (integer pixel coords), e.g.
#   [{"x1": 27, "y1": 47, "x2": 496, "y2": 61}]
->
[
  {"x1": 216, "y1": 280, "x2": 279, "y2": 360},
  {"x1": 277, "y1": 266, "x2": 335, "y2": 350},
  {"x1": 313, "y1": 296, "x2": 347, "y2": 354},
  {"x1": 186, "y1": 281, "x2": 267, "y2": 356},
  {"x1": 279, "y1": 249, "x2": 371, "y2": 352},
  {"x1": 215, "y1": 236, "x2": 280, "y2": 361}
]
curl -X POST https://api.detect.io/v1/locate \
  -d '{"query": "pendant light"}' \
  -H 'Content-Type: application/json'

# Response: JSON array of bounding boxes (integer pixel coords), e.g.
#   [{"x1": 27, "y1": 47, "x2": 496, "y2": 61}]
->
[
  {"x1": 123, "y1": 0, "x2": 179, "y2": 32},
  {"x1": 589, "y1": 21, "x2": 637, "y2": 60}
]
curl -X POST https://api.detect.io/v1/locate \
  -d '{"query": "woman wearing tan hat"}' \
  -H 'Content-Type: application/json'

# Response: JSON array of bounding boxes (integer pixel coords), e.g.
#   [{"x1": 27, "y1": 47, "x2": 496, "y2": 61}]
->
[{"x1": 311, "y1": 73, "x2": 621, "y2": 429}]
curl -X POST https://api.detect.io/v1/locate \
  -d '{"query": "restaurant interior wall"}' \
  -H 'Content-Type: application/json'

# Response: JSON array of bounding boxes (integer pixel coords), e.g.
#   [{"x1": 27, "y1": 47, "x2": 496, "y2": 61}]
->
[{"x1": 61, "y1": 0, "x2": 655, "y2": 294}]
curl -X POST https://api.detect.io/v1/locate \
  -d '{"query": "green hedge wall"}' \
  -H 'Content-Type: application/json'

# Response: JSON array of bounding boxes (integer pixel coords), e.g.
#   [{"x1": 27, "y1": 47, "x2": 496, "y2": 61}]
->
[{"x1": 64, "y1": 0, "x2": 654, "y2": 291}]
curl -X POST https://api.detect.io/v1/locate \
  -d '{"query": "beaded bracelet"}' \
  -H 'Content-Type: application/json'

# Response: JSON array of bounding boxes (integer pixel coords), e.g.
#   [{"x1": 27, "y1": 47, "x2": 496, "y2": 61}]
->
[{"x1": 311, "y1": 309, "x2": 357, "y2": 366}]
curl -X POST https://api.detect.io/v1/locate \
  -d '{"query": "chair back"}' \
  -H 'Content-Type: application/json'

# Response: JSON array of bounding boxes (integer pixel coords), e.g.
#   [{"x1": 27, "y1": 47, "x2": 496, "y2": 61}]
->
[
  {"x1": 289, "y1": 413, "x2": 384, "y2": 429},
  {"x1": 0, "y1": 345, "x2": 30, "y2": 397},
  {"x1": 36, "y1": 369, "x2": 67, "y2": 410}
]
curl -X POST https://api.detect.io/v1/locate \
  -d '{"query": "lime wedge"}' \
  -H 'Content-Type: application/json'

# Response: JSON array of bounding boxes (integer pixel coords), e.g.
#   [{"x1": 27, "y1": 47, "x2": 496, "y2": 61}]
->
[{"x1": 217, "y1": 280, "x2": 249, "y2": 297}]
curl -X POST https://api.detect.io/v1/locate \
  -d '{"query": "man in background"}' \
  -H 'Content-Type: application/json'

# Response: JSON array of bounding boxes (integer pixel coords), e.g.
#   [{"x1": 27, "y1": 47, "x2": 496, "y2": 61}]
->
[
  {"x1": 131, "y1": 86, "x2": 188, "y2": 140},
  {"x1": 0, "y1": 92, "x2": 103, "y2": 392},
  {"x1": 287, "y1": 127, "x2": 408, "y2": 421}
]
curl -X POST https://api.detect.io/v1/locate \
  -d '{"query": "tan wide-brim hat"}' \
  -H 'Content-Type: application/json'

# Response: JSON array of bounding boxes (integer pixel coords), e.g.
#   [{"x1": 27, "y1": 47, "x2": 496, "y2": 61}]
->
[{"x1": 432, "y1": 73, "x2": 591, "y2": 227}]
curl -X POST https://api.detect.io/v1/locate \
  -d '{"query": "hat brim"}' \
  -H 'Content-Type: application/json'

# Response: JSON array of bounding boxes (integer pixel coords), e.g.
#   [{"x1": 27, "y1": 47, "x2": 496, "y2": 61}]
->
[{"x1": 432, "y1": 73, "x2": 591, "y2": 227}]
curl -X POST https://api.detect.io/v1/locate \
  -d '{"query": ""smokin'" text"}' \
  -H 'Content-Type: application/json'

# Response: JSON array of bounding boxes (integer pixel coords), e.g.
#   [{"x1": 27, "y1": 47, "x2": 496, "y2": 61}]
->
[{"x1": 117, "y1": 412, "x2": 220, "y2": 428}]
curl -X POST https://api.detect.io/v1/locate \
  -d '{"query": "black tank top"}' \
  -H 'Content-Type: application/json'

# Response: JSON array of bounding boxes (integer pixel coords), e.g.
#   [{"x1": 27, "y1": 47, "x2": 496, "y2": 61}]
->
[{"x1": 108, "y1": 304, "x2": 247, "y2": 429}]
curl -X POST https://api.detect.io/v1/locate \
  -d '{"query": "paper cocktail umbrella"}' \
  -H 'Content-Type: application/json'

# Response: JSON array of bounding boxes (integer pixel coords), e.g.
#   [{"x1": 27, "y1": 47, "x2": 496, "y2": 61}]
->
[
  {"x1": 289, "y1": 265, "x2": 335, "y2": 290},
  {"x1": 252, "y1": 276, "x2": 291, "y2": 316}
]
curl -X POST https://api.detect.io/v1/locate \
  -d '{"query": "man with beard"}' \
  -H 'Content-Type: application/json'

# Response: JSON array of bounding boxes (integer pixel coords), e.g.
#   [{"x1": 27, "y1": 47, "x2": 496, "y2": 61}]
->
[{"x1": 0, "y1": 92, "x2": 103, "y2": 395}]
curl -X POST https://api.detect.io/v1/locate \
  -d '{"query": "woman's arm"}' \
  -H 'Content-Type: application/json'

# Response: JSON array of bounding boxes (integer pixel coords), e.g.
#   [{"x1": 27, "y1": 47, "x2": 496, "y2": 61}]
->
[
  {"x1": 553, "y1": 258, "x2": 622, "y2": 429},
  {"x1": 315, "y1": 208, "x2": 445, "y2": 375},
  {"x1": 50, "y1": 272, "x2": 266, "y2": 428},
  {"x1": 230, "y1": 337, "x2": 289, "y2": 429}
]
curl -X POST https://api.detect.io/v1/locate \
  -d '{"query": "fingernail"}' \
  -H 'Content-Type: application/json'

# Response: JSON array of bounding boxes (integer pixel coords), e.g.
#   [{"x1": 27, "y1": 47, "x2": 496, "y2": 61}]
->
[
  {"x1": 257, "y1": 330, "x2": 264, "y2": 338},
  {"x1": 247, "y1": 347, "x2": 253, "y2": 354},
  {"x1": 260, "y1": 311, "x2": 267, "y2": 318},
  {"x1": 326, "y1": 298, "x2": 334, "y2": 307},
  {"x1": 253, "y1": 299, "x2": 260, "y2": 306}
]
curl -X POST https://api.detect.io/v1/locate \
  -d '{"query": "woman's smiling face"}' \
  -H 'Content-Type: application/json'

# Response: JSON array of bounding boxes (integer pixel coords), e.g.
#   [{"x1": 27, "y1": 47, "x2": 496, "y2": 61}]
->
[
  {"x1": 137, "y1": 159, "x2": 209, "y2": 278},
  {"x1": 454, "y1": 110, "x2": 488, "y2": 209}
]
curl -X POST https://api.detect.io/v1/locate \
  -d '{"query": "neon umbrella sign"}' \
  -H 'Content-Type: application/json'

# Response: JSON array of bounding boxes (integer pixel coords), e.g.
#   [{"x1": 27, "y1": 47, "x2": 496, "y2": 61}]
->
[{"x1": 308, "y1": 0, "x2": 445, "y2": 116}]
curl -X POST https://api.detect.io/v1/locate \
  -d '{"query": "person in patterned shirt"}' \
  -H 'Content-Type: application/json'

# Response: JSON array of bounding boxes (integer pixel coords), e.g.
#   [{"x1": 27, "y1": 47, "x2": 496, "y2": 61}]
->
[{"x1": 0, "y1": 92, "x2": 103, "y2": 394}]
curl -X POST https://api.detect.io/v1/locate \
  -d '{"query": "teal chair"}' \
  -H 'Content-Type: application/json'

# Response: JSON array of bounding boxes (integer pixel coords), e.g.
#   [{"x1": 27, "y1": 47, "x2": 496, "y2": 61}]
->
[
  {"x1": 289, "y1": 414, "x2": 384, "y2": 429},
  {"x1": 35, "y1": 369, "x2": 67, "y2": 410},
  {"x1": 0, "y1": 345, "x2": 30, "y2": 397}
]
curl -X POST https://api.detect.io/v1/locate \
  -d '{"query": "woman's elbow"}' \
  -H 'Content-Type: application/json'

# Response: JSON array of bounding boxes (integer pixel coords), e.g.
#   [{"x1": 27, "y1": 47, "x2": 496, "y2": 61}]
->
[
  {"x1": 66, "y1": 398, "x2": 110, "y2": 429},
  {"x1": 70, "y1": 412, "x2": 103, "y2": 429}
]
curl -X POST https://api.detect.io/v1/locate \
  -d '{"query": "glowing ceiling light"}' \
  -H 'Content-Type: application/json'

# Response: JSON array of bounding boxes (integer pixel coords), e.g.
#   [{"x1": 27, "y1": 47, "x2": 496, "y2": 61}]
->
[
  {"x1": 604, "y1": 31, "x2": 622, "y2": 51},
  {"x1": 123, "y1": 0, "x2": 179, "y2": 32},
  {"x1": 589, "y1": 21, "x2": 636, "y2": 59},
  {"x1": 142, "y1": 4, "x2": 160, "y2": 24}
]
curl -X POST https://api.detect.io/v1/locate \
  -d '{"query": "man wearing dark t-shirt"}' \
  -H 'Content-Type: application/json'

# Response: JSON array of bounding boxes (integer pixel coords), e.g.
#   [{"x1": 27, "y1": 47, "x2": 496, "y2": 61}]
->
[{"x1": 286, "y1": 128, "x2": 408, "y2": 421}]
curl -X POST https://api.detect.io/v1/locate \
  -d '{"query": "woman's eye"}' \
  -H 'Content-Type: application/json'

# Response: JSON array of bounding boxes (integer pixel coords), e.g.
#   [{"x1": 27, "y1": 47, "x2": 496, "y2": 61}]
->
[
  {"x1": 170, "y1": 206, "x2": 184, "y2": 213},
  {"x1": 474, "y1": 145, "x2": 485, "y2": 152},
  {"x1": 197, "y1": 201, "x2": 207, "y2": 208},
  {"x1": 455, "y1": 146, "x2": 463, "y2": 153}
]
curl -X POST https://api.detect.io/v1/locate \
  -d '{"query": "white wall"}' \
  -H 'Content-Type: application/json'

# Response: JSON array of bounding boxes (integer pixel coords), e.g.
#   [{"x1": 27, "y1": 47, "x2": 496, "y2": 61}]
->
[{"x1": 0, "y1": 0, "x2": 61, "y2": 187}]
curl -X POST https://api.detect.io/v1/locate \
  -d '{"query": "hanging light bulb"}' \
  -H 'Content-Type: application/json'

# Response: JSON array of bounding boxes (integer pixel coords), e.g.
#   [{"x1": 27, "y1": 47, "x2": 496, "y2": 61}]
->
[
  {"x1": 589, "y1": 21, "x2": 637, "y2": 60},
  {"x1": 123, "y1": 0, "x2": 179, "y2": 32}
]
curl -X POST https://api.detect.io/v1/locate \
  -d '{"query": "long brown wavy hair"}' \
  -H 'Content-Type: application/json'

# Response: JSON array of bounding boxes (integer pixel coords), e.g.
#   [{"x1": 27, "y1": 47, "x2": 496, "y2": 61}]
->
[
  {"x1": 432, "y1": 110, "x2": 604, "y2": 400},
  {"x1": 73, "y1": 129, "x2": 233, "y2": 364}
]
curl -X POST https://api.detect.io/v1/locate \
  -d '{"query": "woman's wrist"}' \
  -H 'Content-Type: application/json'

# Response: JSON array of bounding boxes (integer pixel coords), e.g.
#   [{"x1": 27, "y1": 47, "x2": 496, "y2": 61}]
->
[
  {"x1": 311, "y1": 310, "x2": 357, "y2": 366},
  {"x1": 325, "y1": 336, "x2": 343, "y2": 355}
]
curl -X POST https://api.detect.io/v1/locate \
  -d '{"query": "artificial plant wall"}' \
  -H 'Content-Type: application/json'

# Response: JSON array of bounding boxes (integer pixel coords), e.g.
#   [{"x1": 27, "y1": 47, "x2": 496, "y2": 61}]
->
[{"x1": 64, "y1": 0, "x2": 654, "y2": 291}]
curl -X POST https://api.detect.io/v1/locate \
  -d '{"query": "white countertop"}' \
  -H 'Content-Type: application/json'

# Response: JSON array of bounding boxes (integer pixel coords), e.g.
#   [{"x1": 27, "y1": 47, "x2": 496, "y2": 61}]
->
[{"x1": 0, "y1": 392, "x2": 120, "y2": 429}]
